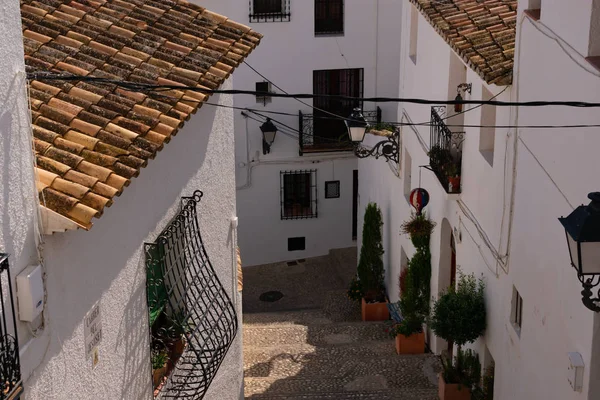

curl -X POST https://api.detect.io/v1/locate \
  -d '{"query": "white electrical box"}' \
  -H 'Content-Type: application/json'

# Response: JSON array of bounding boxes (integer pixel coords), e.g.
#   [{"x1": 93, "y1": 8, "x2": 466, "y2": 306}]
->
[
  {"x1": 567, "y1": 352, "x2": 584, "y2": 392},
  {"x1": 16, "y1": 265, "x2": 44, "y2": 322}
]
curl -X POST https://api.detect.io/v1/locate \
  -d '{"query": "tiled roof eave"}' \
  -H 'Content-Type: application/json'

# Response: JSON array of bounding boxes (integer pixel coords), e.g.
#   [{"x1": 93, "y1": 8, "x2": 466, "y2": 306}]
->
[{"x1": 410, "y1": 0, "x2": 515, "y2": 87}]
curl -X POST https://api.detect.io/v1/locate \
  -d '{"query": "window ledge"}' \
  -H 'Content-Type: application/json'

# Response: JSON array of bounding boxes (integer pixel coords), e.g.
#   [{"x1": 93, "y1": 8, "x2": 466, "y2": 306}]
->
[
  {"x1": 524, "y1": 9, "x2": 540, "y2": 21},
  {"x1": 315, "y1": 32, "x2": 345, "y2": 37}
]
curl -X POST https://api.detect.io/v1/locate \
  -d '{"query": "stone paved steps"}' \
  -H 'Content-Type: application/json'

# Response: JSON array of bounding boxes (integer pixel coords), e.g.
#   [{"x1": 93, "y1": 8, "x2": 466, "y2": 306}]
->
[
  {"x1": 243, "y1": 309, "x2": 334, "y2": 326},
  {"x1": 243, "y1": 321, "x2": 390, "y2": 347},
  {"x1": 245, "y1": 389, "x2": 438, "y2": 399}
]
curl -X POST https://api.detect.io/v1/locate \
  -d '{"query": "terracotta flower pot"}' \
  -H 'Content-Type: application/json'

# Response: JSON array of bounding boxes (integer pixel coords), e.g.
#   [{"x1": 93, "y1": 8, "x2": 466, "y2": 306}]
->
[
  {"x1": 153, "y1": 364, "x2": 167, "y2": 388},
  {"x1": 438, "y1": 373, "x2": 471, "y2": 400},
  {"x1": 447, "y1": 176, "x2": 461, "y2": 193},
  {"x1": 395, "y1": 331, "x2": 425, "y2": 354},
  {"x1": 172, "y1": 337, "x2": 186, "y2": 358},
  {"x1": 361, "y1": 298, "x2": 389, "y2": 321}
]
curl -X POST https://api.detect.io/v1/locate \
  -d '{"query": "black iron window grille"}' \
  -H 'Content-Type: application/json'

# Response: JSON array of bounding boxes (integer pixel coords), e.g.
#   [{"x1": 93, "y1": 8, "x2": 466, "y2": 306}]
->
[
  {"x1": 250, "y1": 0, "x2": 291, "y2": 22},
  {"x1": 281, "y1": 170, "x2": 318, "y2": 220},
  {"x1": 299, "y1": 107, "x2": 380, "y2": 155},
  {"x1": 144, "y1": 191, "x2": 237, "y2": 399},
  {"x1": 0, "y1": 254, "x2": 22, "y2": 400},
  {"x1": 315, "y1": 0, "x2": 344, "y2": 35},
  {"x1": 325, "y1": 181, "x2": 340, "y2": 198},
  {"x1": 429, "y1": 106, "x2": 465, "y2": 194}
]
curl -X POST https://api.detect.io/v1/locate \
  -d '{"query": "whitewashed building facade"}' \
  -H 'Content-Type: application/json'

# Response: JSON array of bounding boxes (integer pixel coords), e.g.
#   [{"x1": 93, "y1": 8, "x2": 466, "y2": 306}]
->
[
  {"x1": 0, "y1": 1, "x2": 259, "y2": 399},
  {"x1": 358, "y1": 0, "x2": 600, "y2": 399},
  {"x1": 200, "y1": 0, "x2": 403, "y2": 266}
]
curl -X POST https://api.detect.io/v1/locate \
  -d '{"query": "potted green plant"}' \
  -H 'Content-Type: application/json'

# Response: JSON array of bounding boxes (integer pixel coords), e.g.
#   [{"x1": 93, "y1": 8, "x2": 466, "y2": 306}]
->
[
  {"x1": 431, "y1": 272, "x2": 486, "y2": 400},
  {"x1": 392, "y1": 245, "x2": 431, "y2": 353},
  {"x1": 400, "y1": 213, "x2": 436, "y2": 249},
  {"x1": 151, "y1": 349, "x2": 169, "y2": 389},
  {"x1": 356, "y1": 203, "x2": 388, "y2": 321},
  {"x1": 445, "y1": 162, "x2": 461, "y2": 193},
  {"x1": 439, "y1": 349, "x2": 482, "y2": 400}
]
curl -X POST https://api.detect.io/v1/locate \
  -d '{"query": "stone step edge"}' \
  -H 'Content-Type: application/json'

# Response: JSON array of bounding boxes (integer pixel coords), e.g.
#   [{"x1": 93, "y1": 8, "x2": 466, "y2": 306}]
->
[{"x1": 243, "y1": 321, "x2": 389, "y2": 329}]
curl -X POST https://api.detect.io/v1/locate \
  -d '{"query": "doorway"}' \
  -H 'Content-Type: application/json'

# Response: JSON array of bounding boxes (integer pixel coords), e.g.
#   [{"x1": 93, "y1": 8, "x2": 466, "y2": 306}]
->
[{"x1": 352, "y1": 170, "x2": 358, "y2": 240}]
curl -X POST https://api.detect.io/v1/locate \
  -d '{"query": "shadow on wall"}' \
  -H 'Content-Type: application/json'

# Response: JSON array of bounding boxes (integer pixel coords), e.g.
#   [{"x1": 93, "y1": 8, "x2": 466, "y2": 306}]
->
[{"x1": 23, "y1": 101, "x2": 222, "y2": 399}]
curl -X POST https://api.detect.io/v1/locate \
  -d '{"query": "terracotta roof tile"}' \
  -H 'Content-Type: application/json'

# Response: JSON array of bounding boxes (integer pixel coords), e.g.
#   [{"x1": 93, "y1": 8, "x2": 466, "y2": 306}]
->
[
  {"x1": 22, "y1": 0, "x2": 262, "y2": 230},
  {"x1": 410, "y1": 0, "x2": 516, "y2": 85}
]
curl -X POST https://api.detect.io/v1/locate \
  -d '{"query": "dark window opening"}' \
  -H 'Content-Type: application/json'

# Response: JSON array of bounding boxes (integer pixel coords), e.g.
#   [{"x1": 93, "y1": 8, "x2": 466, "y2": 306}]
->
[
  {"x1": 313, "y1": 68, "x2": 363, "y2": 145},
  {"x1": 288, "y1": 237, "x2": 306, "y2": 251},
  {"x1": 256, "y1": 81, "x2": 272, "y2": 106},
  {"x1": 315, "y1": 0, "x2": 344, "y2": 35},
  {"x1": 325, "y1": 181, "x2": 340, "y2": 198},
  {"x1": 250, "y1": 0, "x2": 291, "y2": 22},
  {"x1": 281, "y1": 170, "x2": 318, "y2": 219}
]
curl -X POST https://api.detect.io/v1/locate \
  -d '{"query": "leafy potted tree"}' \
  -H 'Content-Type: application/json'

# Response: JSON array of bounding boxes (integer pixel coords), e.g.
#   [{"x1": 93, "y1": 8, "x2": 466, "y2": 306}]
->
[
  {"x1": 151, "y1": 348, "x2": 169, "y2": 389},
  {"x1": 431, "y1": 272, "x2": 486, "y2": 400},
  {"x1": 356, "y1": 203, "x2": 388, "y2": 321}
]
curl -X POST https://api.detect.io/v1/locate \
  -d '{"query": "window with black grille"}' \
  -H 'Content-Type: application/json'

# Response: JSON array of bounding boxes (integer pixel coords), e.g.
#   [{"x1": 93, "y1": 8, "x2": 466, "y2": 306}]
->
[
  {"x1": 315, "y1": 0, "x2": 344, "y2": 35},
  {"x1": 325, "y1": 181, "x2": 340, "y2": 198},
  {"x1": 313, "y1": 68, "x2": 363, "y2": 144},
  {"x1": 281, "y1": 170, "x2": 318, "y2": 219},
  {"x1": 0, "y1": 255, "x2": 22, "y2": 400},
  {"x1": 145, "y1": 191, "x2": 237, "y2": 399},
  {"x1": 256, "y1": 81, "x2": 272, "y2": 106},
  {"x1": 250, "y1": 0, "x2": 291, "y2": 22}
]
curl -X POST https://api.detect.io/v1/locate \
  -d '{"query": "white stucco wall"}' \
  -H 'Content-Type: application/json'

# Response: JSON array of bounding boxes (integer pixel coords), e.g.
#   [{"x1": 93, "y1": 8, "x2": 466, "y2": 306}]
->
[
  {"x1": 359, "y1": 2, "x2": 600, "y2": 400},
  {"x1": 22, "y1": 87, "x2": 243, "y2": 400},
  {"x1": 198, "y1": 0, "x2": 402, "y2": 266},
  {"x1": 0, "y1": 0, "x2": 46, "y2": 384}
]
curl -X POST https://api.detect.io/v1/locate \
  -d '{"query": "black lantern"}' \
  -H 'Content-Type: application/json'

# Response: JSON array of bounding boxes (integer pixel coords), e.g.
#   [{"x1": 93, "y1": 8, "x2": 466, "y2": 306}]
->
[
  {"x1": 345, "y1": 108, "x2": 400, "y2": 165},
  {"x1": 454, "y1": 83, "x2": 472, "y2": 113},
  {"x1": 345, "y1": 107, "x2": 369, "y2": 143},
  {"x1": 558, "y1": 192, "x2": 600, "y2": 312},
  {"x1": 260, "y1": 118, "x2": 277, "y2": 155}
]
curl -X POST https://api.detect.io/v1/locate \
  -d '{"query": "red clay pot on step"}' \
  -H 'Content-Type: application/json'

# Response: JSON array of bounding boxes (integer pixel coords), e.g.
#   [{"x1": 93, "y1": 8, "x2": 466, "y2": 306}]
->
[
  {"x1": 361, "y1": 298, "x2": 389, "y2": 321},
  {"x1": 438, "y1": 373, "x2": 472, "y2": 400},
  {"x1": 395, "y1": 331, "x2": 425, "y2": 354}
]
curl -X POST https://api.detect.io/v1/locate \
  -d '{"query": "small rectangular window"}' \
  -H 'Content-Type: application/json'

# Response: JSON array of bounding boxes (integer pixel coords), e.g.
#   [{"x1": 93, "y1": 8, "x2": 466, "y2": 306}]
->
[
  {"x1": 511, "y1": 286, "x2": 523, "y2": 334},
  {"x1": 480, "y1": 86, "x2": 496, "y2": 166},
  {"x1": 325, "y1": 181, "x2": 340, "y2": 198},
  {"x1": 250, "y1": 0, "x2": 291, "y2": 23},
  {"x1": 288, "y1": 237, "x2": 306, "y2": 251},
  {"x1": 409, "y1": 5, "x2": 419, "y2": 64},
  {"x1": 315, "y1": 0, "x2": 344, "y2": 36},
  {"x1": 281, "y1": 170, "x2": 318, "y2": 219},
  {"x1": 256, "y1": 81, "x2": 272, "y2": 105}
]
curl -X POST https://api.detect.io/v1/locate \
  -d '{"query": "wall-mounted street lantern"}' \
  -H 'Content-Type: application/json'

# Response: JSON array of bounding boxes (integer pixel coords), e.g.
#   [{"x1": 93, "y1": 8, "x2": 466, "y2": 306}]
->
[
  {"x1": 454, "y1": 83, "x2": 472, "y2": 113},
  {"x1": 559, "y1": 192, "x2": 600, "y2": 312},
  {"x1": 345, "y1": 108, "x2": 399, "y2": 165},
  {"x1": 260, "y1": 118, "x2": 278, "y2": 155}
]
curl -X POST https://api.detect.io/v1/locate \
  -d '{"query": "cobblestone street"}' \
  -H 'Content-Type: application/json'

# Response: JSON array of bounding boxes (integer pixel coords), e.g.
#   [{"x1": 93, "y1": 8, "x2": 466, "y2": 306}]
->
[{"x1": 242, "y1": 248, "x2": 441, "y2": 399}]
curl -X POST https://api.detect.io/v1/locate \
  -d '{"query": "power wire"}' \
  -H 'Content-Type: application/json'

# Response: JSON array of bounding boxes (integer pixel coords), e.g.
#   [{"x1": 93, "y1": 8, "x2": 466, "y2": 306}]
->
[{"x1": 28, "y1": 72, "x2": 600, "y2": 108}]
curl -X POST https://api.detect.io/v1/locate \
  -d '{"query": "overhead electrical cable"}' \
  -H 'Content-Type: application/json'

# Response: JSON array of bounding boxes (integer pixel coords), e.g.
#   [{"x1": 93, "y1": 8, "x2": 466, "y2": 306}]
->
[{"x1": 27, "y1": 72, "x2": 600, "y2": 108}]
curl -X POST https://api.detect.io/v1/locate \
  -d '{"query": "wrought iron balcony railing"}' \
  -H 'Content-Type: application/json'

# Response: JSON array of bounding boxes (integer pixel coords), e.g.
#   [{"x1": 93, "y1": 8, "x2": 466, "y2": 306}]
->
[
  {"x1": 0, "y1": 254, "x2": 22, "y2": 400},
  {"x1": 145, "y1": 191, "x2": 237, "y2": 399},
  {"x1": 299, "y1": 107, "x2": 381, "y2": 156},
  {"x1": 429, "y1": 106, "x2": 465, "y2": 194}
]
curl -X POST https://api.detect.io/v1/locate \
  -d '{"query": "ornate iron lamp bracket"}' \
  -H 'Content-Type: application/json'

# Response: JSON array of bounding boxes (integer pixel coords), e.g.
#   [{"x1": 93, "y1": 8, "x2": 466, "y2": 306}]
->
[
  {"x1": 353, "y1": 133, "x2": 399, "y2": 165},
  {"x1": 578, "y1": 273, "x2": 600, "y2": 312}
]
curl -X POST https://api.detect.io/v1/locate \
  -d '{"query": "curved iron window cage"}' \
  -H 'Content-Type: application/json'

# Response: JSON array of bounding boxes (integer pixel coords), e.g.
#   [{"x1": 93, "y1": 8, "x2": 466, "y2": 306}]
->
[
  {"x1": 0, "y1": 254, "x2": 22, "y2": 400},
  {"x1": 144, "y1": 191, "x2": 237, "y2": 399},
  {"x1": 429, "y1": 106, "x2": 465, "y2": 194}
]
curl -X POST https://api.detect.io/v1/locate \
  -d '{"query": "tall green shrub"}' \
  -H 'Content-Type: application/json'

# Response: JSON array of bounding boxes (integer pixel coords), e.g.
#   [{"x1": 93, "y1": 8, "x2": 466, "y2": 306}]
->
[{"x1": 357, "y1": 203, "x2": 385, "y2": 302}]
